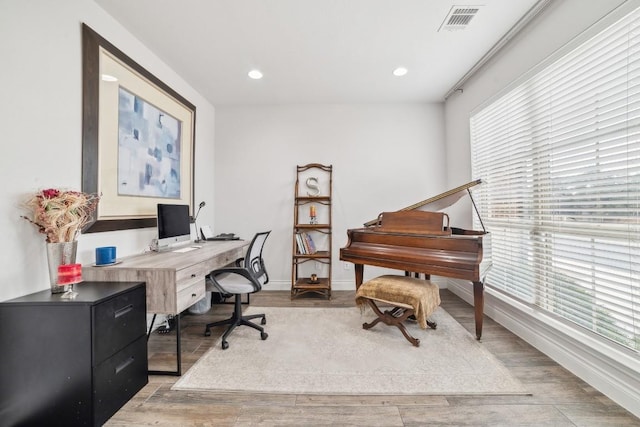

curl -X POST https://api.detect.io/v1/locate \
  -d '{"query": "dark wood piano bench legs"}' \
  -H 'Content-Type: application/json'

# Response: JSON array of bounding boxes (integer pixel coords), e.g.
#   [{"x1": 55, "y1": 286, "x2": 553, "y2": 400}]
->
[
  {"x1": 355, "y1": 275, "x2": 441, "y2": 347},
  {"x1": 361, "y1": 299, "x2": 437, "y2": 347}
]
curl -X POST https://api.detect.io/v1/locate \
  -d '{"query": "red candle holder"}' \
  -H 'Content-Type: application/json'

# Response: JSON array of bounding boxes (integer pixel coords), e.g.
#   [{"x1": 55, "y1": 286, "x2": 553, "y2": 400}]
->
[{"x1": 57, "y1": 263, "x2": 82, "y2": 299}]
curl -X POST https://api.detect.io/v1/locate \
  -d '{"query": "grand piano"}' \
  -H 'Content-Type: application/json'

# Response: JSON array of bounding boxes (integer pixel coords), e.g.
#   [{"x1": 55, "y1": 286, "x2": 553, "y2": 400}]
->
[{"x1": 340, "y1": 179, "x2": 491, "y2": 339}]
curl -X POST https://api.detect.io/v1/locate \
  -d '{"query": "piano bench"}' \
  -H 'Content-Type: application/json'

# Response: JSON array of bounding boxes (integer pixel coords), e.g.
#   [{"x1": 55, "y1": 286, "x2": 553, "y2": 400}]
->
[{"x1": 355, "y1": 275, "x2": 441, "y2": 347}]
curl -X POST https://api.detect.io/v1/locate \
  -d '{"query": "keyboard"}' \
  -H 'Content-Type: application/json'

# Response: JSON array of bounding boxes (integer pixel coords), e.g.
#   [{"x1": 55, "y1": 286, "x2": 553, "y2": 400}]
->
[{"x1": 173, "y1": 246, "x2": 200, "y2": 253}]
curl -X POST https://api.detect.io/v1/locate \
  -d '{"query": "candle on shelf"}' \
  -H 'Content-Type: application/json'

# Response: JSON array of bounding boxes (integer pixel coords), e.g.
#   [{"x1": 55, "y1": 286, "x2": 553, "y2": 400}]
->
[{"x1": 310, "y1": 205, "x2": 316, "y2": 217}]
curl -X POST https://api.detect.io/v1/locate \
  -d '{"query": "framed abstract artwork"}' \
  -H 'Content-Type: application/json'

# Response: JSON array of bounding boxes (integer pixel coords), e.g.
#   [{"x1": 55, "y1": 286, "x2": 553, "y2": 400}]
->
[{"x1": 81, "y1": 24, "x2": 196, "y2": 232}]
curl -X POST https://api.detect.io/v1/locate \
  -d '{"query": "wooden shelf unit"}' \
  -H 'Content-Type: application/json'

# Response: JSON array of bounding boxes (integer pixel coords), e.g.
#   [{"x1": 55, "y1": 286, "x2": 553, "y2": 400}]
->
[{"x1": 291, "y1": 163, "x2": 332, "y2": 299}]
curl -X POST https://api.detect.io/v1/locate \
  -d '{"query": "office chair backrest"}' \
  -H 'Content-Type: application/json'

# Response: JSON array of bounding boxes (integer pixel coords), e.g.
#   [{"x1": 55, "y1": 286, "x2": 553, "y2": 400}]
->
[{"x1": 244, "y1": 231, "x2": 271, "y2": 285}]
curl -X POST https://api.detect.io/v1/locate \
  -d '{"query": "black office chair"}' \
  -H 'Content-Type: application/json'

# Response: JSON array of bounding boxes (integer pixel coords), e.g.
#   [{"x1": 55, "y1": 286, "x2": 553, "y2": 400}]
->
[{"x1": 204, "y1": 231, "x2": 271, "y2": 349}]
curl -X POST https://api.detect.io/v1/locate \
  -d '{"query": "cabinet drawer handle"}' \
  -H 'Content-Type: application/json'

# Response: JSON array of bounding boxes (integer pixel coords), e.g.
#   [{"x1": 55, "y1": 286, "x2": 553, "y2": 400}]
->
[
  {"x1": 114, "y1": 304, "x2": 134, "y2": 319},
  {"x1": 115, "y1": 356, "x2": 135, "y2": 375}
]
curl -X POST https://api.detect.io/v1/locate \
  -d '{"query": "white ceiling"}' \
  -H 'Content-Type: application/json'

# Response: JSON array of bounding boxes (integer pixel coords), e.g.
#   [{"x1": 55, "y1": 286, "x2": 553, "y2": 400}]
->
[{"x1": 94, "y1": 0, "x2": 542, "y2": 105}]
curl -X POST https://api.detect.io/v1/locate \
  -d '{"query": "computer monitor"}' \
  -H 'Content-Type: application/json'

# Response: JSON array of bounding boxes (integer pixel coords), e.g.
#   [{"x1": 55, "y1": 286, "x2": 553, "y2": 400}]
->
[{"x1": 157, "y1": 203, "x2": 191, "y2": 249}]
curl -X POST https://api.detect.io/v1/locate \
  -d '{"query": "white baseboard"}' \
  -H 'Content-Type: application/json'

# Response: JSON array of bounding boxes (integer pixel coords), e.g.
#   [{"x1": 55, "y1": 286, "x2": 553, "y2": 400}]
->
[{"x1": 446, "y1": 279, "x2": 640, "y2": 419}]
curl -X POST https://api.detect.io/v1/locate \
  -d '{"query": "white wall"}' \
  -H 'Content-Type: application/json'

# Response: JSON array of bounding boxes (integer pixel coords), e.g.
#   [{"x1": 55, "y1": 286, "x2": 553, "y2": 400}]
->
[
  {"x1": 0, "y1": 0, "x2": 217, "y2": 301},
  {"x1": 214, "y1": 104, "x2": 445, "y2": 289},
  {"x1": 443, "y1": 0, "x2": 640, "y2": 418}
]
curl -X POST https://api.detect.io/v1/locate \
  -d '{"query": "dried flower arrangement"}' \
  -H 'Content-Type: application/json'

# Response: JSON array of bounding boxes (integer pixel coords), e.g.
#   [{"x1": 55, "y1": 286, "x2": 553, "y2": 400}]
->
[{"x1": 22, "y1": 188, "x2": 100, "y2": 243}]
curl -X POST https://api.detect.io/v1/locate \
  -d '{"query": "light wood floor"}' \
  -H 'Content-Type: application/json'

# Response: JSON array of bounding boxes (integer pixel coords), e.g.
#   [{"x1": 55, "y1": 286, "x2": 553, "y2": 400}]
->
[{"x1": 106, "y1": 290, "x2": 640, "y2": 426}]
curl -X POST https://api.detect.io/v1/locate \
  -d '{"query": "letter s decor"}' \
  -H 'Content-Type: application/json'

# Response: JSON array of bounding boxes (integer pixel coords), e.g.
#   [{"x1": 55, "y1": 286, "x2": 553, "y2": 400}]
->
[{"x1": 305, "y1": 177, "x2": 320, "y2": 196}]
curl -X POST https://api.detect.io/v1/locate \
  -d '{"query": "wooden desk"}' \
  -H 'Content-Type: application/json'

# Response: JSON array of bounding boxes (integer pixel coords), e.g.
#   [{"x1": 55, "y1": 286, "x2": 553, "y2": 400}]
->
[{"x1": 82, "y1": 240, "x2": 248, "y2": 375}]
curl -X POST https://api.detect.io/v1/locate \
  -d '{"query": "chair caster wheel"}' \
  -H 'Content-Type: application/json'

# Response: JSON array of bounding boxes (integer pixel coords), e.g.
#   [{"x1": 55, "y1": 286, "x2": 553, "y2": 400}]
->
[
  {"x1": 261, "y1": 332, "x2": 268, "y2": 340},
  {"x1": 204, "y1": 329, "x2": 211, "y2": 337},
  {"x1": 261, "y1": 317, "x2": 267, "y2": 325},
  {"x1": 222, "y1": 341, "x2": 229, "y2": 350}
]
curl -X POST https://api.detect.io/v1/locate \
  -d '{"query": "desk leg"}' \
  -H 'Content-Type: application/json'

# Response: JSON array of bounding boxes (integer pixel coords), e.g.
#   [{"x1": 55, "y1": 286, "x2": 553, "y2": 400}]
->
[
  {"x1": 147, "y1": 314, "x2": 182, "y2": 376},
  {"x1": 147, "y1": 314, "x2": 157, "y2": 340}
]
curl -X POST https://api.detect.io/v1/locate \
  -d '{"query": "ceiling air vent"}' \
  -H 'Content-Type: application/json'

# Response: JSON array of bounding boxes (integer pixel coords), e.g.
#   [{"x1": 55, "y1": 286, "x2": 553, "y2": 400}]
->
[{"x1": 438, "y1": 6, "x2": 481, "y2": 32}]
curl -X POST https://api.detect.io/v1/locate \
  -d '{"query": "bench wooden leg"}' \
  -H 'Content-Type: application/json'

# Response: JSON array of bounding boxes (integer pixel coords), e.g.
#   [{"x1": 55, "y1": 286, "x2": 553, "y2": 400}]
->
[{"x1": 362, "y1": 299, "x2": 421, "y2": 347}]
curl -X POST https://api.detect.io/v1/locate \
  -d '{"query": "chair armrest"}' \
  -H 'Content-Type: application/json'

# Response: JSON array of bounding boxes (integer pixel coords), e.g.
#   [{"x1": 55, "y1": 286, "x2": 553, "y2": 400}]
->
[
  {"x1": 206, "y1": 277, "x2": 231, "y2": 297},
  {"x1": 261, "y1": 259, "x2": 269, "y2": 285}
]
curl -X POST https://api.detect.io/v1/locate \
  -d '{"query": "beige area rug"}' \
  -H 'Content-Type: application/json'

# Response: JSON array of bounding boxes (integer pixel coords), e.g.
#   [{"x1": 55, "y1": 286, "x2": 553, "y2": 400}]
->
[{"x1": 173, "y1": 306, "x2": 527, "y2": 395}]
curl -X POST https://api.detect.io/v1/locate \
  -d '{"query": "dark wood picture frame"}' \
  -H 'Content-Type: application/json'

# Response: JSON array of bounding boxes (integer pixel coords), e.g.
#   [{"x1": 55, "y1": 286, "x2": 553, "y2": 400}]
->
[{"x1": 81, "y1": 24, "x2": 196, "y2": 233}]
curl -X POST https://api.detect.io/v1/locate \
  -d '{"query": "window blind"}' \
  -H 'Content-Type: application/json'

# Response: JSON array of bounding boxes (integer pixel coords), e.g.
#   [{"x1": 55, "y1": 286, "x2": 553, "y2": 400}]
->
[{"x1": 470, "y1": 7, "x2": 640, "y2": 351}]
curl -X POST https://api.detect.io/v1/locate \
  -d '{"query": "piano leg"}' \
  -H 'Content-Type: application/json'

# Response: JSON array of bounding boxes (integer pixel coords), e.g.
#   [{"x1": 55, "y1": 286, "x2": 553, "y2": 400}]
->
[
  {"x1": 473, "y1": 281, "x2": 484, "y2": 340},
  {"x1": 354, "y1": 264, "x2": 364, "y2": 290}
]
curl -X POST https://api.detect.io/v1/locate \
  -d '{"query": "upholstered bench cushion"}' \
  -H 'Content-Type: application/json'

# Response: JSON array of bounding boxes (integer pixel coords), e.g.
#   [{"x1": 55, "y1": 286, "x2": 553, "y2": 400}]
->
[{"x1": 355, "y1": 275, "x2": 440, "y2": 329}]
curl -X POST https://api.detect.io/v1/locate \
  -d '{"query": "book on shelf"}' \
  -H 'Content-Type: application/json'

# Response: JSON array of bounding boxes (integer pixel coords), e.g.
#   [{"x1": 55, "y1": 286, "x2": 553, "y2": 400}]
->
[
  {"x1": 295, "y1": 232, "x2": 318, "y2": 255},
  {"x1": 302, "y1": 232, "x2": 317, "y2": 254},
  {"x1": 295, "y1": 233, "x2": 307, "y2": 254}
]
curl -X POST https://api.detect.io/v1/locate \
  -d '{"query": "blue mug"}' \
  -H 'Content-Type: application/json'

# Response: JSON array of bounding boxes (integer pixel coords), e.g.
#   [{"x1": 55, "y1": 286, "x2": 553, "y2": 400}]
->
[{"x1": 95, "y1": 246, "x2": 117, "y2": 265}]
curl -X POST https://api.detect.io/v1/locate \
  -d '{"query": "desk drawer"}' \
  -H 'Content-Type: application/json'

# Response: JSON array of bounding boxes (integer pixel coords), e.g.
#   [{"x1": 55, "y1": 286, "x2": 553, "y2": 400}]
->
[
  {"x1": 202, "y1": 247, "x2": 244, "y2": 272},
  {"x1": 177, "y1": 278, "x2": 205, "y2": 313},
  {"x1": 176, "y1": 262, "x2": 208, "y2": 283},
  {"x1": 93, "y1": 285, "x2": 146, "y2": 364}
]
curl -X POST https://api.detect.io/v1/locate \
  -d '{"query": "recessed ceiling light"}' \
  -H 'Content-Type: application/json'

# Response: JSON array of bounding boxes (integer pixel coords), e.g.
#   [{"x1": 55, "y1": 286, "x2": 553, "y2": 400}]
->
[
  {"x1": 101, "y1": 74, "x2": 118, "y2": 82},
  {"x1": 248, "y1": 69, "x2": 263, "y2": 80},
  {"x1": 393, "y1": 67, "x2": 408, "y2": 77}
]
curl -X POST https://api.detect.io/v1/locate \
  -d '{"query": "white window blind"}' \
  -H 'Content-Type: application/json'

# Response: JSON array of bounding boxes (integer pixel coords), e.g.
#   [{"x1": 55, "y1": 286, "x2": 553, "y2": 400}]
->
[{"x1": 470, "y1": 7, "x2": 640, "y2": 351}]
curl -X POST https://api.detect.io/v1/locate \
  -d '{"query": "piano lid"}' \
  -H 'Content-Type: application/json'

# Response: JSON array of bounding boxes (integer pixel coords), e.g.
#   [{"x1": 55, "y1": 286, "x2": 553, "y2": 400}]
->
[{"x1": 363, "y1": 179, "x2": 485, "y2": 230}]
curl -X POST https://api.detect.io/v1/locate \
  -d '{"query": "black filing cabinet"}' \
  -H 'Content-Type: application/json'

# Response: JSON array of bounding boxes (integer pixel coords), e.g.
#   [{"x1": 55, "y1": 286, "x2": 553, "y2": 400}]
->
[{"x1": 0, "y1": 281, "x2": 148, "y2": 426}]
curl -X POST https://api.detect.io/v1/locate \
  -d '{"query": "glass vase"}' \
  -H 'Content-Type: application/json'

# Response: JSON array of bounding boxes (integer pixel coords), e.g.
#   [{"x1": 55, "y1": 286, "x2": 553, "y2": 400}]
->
[{"x1": 46, "y1": 241, "x2": 78, "y2": 293}]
